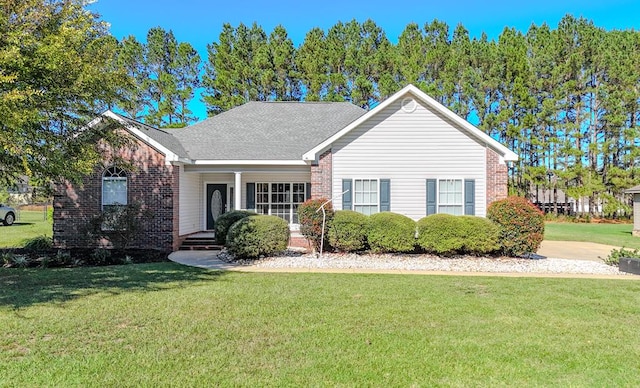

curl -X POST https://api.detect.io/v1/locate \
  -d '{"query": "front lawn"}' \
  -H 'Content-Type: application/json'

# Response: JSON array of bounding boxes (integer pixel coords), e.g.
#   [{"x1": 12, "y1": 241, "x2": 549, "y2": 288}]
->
[
  {"x1": 0, "y1": 210, "x2": 52, "y2": 248},
  {"x1": 545, "y1": 222, "x2": 640, "y2": 249},
  {"x1": 2, "y1": 263, "x2": 639, "y2": 386}
]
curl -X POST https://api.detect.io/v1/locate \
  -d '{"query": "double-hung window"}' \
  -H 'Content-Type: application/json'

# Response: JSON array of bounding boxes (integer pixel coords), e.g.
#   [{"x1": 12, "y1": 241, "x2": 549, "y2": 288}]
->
[
  {"x1": 102, "y1": 166, "x2": 128, "y2": 210},
  {"x1": 343, "y1": 178, "x2": 389, "y2": 215},
  {"x1": 101, "y1": 166, "x2": 128, "y2": 230},
  {"x1": 256, "y1": 183, "x2": 306, "y2": 224},
  {"x1": 353, "y1": 179, "x2": 379, "y2": 215},
  {"x1": 427, "y1": 178, "x2": 474, "y2": 216},
  {"x1": 438, "y1": 179, "x2": 463, "y2": 215}
]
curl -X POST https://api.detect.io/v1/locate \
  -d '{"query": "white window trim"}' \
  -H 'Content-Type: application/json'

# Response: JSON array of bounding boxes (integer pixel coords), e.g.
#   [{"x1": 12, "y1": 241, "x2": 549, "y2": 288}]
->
[
  {"x1": 255, "y1": 182, "x2": 306, "y2": 226},
  {"x1": 436, "y1": 178, "x2": 464, "y2": 215},
  {"x1": 101, "y1": 167, "x2": 128, "y2": 211},
  {"x1": 353, "y1": 178, "x2": 380, "y2": 215}
]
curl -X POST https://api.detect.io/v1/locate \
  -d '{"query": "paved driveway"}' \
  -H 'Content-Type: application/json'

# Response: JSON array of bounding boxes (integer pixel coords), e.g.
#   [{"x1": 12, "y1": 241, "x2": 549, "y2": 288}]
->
[{"x1": 537, "y1": 240, "x2": 619, "y2": 262}]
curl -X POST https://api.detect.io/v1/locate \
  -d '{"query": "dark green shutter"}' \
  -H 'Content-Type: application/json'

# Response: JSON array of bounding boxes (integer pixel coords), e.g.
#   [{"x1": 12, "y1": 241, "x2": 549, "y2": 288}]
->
[
  {"x1": 464, "y1": 179, "x2": 475, "y2": 215},
  {"x1": 380, "y1": 179, "x2": 390, "y2": 212},
  {"x1": 305, "y1": 183, "x2": 311, "y2": 200},
  {"x1": 246, "y1": 182, "x2": 255, "y2": 210},
  {"x1": 426, "y1": 179, "x2": 437, "y2": 215},
  {"x1": 342, "y1": 179, "x2": 352, "y2": 210}
]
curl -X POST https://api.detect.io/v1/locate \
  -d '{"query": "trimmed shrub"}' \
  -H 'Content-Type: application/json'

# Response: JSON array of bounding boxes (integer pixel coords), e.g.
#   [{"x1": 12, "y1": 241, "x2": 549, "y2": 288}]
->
[
  {"x1": 487, "y1": 196, "x2": 545, "y2": 256},
  {"x1": 367, "y1": 212, "x2": 416, "y2": 253},
  {"x1": 417, "y1": 214, "x2": 500, "y2": 255},
  {"x1": 417, "y1": 214, "x2": 464, "y2": 255},
  {"x1": 458, "y1": 216, "x2": 501, "y2": 254},
  {"x1": 328, "y1": 210, "x2": 369, "y2": 252},
  {"x1": 226, "y1": 215, "x2": 290, "y2": 259},
  {"x1": 298, "y1": 198, "x2": 333, "y2": 252},
  {"x1": 214, "y1": 210, "x2": 256, "y2": 244}
]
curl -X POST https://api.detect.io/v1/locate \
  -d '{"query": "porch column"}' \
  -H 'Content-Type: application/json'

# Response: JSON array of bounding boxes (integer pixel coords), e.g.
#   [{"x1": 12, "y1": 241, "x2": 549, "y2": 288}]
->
[{"x1": 234, "y1": 172, "x2": 242, "y2": 210}]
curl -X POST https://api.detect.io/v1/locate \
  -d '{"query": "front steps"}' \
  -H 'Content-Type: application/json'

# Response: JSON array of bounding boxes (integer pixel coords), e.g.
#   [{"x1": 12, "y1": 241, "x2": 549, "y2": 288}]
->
[
  {"x1": 179, "y1": 234, "x2": 223, "y2": 251},
  {"x1": 178, "y1": 232, "x2": 310, "y2": 251}
]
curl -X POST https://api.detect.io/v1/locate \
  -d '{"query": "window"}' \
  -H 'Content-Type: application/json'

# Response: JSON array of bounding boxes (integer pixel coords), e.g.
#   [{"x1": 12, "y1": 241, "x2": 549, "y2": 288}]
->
[
  {"x1": 256, "y1": 183, "x2": 306, "y2": 224},
  {"x1": 354, "y1": 179, "x2": 378, "y2": 215},
  {"x1": 438, "y1": 179, "x2": 463, "y2": 215},
  {"x1": 102, "y1": 166, "x2": 128, "y2": 210}
]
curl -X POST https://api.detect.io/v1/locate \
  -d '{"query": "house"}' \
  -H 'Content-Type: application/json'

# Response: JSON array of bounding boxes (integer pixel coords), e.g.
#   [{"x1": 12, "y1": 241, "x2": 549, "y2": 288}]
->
[
  {"x1": 529, "y1": 185, "x2": 603, "y2": 216},
  {"x1": 53, "y1": 85, "x2": 518, "y2": 251}
]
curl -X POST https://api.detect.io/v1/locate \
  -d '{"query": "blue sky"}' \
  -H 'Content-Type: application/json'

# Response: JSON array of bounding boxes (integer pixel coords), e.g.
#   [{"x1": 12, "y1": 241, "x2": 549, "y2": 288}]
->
[{"x1": 89, "y1": 0, "x2": 640, "y2": 121}]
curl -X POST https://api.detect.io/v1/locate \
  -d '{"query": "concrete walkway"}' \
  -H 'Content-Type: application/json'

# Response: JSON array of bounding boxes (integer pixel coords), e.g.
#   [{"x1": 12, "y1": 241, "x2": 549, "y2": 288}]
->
[
  {"x1": 169, "y1": 250, "x2": 239, "y2": 271},
  {"x1": 168, "y1": 241, "x2": 639, "y2": 280}
]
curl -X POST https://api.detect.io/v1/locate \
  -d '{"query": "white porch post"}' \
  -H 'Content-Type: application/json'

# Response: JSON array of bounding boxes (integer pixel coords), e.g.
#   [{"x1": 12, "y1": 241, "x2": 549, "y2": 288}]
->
[{"x1": 234, "y1": 172, "x2": 242, "y2": 210}]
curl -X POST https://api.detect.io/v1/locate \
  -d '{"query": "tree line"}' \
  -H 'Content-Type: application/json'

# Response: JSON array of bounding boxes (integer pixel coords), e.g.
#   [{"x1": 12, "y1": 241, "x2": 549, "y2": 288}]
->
[
  {"x1": 117, "y1": 17, "x2": 640, "y2": 217},
  {"x1": 2, "y1": 1, "x2": 639, "y2": 217}
]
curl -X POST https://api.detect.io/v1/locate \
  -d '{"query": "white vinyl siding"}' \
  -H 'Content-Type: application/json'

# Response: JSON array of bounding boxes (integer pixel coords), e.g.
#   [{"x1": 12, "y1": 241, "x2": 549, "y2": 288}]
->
[
  {"x1": 353, "y1": 179, "x2": 379, "y2": 215},
  {"x1": 438, "y1": 179, "x2": 463, "y2": 215},
  {"x1": 332, "y1": 94, "x2": 487, "y2": 219},
  {"x1": 179, "y1": 166, "x2": 202, "y2": 235}
]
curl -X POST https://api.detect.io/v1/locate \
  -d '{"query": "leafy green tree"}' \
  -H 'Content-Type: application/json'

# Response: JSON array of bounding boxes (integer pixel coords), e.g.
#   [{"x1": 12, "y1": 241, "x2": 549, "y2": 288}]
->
[
  {"x1": 296, "y1": 27, "x2": 328, "y2": 102},
  {"x1": 268, "y1": 25, "x2": 301, "y2": 101},
  {"x1": 172, "y1": 41, "x2": 201, "y2": 125},
  {"x1": 0, "y1": 0, "x2": 128, "y2": 185},
  {"x1": 117, "y1": 35, "x2": 148, "y2": 120}
]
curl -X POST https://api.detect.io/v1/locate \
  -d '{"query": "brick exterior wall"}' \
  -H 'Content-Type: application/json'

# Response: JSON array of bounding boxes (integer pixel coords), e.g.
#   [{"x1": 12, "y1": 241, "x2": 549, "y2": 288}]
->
[
  {"x1": 310, "y1": 149, "x2": 332, "y2": 200},
  {"x1": 53, "y1": 135, "x2": 178, "y2": 252},
  {"x1": 486, "y1": 148, "x2": 508, "y2": 207}
]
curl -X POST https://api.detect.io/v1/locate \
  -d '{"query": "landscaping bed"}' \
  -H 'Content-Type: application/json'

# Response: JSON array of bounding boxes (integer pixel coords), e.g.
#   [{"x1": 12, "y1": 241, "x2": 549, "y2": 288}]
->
[
  {"x1": 217, "y1": 250, "x2": 628, "y2": 276},
  {"x1": 1, "y1": 248, "x2": 169, "y2": 268}
]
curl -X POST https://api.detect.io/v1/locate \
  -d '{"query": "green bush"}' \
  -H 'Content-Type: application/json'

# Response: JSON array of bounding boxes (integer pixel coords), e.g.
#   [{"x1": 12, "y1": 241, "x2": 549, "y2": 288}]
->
[
  {"x1": 487, "y1": 196, "x2": 545, "y2": 257},
  {"x1": 417, "y1": 214, "x2": 500, "y2": 256},
  {"x1": 417, "y1": 214, "x2": 464, "y2": 255},
  {"x1": 328, "y1": 210, "x2": 369, "y2": 252},
  {"x1": 602, "y1": 247, "x2": 640, "y2": 266},
  {"x1": 226, "y1": 215, "x2": 290, "y2": 259},
  {"x1": 298, "y1": 198, "x2": 333, "y2": 252},
  {"x1": 458, "y1": 216, "x2": 501, "y2": 254},
  {"x1": 22, "y1": 235, "x2": 53, "y2": 251},
  {"x1": 367, "y1": 212, "x2": 416, "y2": 253},
  {"x1": 214, "y1": 210, "x2": 256, "y2": 244}
]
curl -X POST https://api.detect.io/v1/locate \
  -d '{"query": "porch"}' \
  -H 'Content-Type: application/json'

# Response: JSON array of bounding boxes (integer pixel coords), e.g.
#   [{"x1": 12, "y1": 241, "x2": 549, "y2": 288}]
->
[{"x1": 176, "y1": 164, "x2": 314, "y2": 249}]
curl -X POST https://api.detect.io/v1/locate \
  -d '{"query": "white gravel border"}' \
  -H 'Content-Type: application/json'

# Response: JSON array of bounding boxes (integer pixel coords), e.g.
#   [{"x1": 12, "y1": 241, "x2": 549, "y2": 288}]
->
[{"x1": 220, "y1": 250, "x2": 628, "y2": 276}]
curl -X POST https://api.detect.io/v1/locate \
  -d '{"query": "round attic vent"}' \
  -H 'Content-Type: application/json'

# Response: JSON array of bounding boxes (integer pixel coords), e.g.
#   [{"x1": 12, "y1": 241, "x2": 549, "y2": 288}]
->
[{"x1": 401, "y1": 97, "x2": 417, "y2": 113}]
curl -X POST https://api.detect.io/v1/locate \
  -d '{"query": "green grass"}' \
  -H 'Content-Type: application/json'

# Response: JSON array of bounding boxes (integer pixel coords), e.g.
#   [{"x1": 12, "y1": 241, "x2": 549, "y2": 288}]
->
[
  {"x1": 545, "y1": 222, "x2": 640, "y2": 249},
  {"x1": 0, "y1": 210, "x2": 52, "y2": 248},
  {"x1": 2, "y1": 263, "x2": 639, "y2": 386}
]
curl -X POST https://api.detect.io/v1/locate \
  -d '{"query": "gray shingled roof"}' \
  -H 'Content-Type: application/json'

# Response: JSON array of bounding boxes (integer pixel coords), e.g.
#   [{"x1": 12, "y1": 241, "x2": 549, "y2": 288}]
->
[
  {"x1": 171, "y1": 101, "x2": 366, "y2": 160},
  {"x1": 112, "y1": 113, "x2": 190, "y2": 159}
]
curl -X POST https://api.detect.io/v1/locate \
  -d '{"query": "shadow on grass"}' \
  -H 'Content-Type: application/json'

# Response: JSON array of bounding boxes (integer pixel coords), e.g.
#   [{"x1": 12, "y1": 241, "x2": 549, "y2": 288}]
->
[
  {"x1": 0, "y1": 262, "x2": 225, "y2": 310},
  {"x1": 2, "y1": 222, "x2": 34, "y2": 227}
]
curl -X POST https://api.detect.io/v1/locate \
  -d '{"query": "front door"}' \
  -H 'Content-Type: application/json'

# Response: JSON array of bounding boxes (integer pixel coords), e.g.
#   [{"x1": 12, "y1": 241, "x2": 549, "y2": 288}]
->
[{"x1": 206, "y1": 184, "x2": 227, "y2": 230}]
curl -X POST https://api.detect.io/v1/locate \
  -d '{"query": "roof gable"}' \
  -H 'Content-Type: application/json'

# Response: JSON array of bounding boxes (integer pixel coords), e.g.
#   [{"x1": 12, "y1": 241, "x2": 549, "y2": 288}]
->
[
  {"x1": 303, "y1": 84, "x2": 518, "y2": 162},
  {"x1": 101, "y1": 111, "x2": 189, "y2": 162}
]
